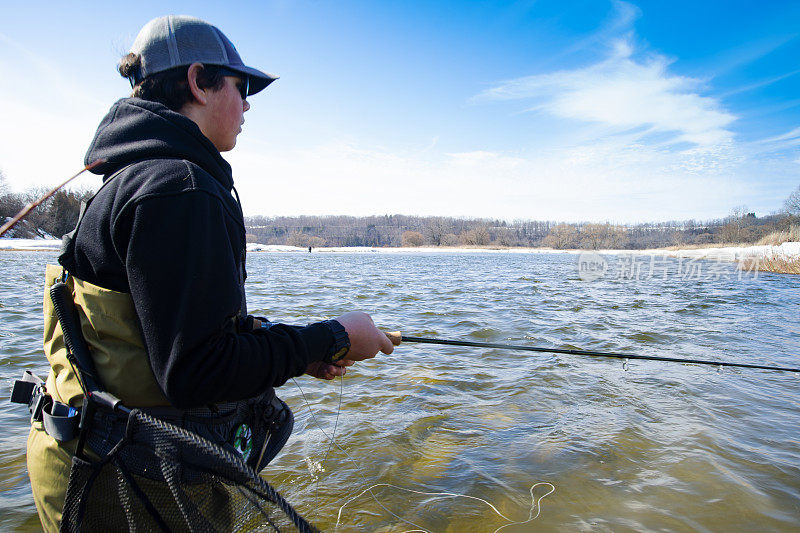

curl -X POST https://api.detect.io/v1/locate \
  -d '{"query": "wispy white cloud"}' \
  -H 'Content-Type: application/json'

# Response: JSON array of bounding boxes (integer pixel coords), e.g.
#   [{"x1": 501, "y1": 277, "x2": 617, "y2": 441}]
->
[
  {"x1": 720, "y1": 68, "x2": 800, "y2": 98},
  {"x1": 549, "y1": 1, "x2": 640, "y2": 64},
  {"x1": 751, "y1": 126, "x2": 800, "y2": 156},
  {"x1": 478, "y1": 39, "x2": 736, "y2": 149},
  {"x1": 606, "y1": 0, "x2": 639, "y2": 34},
  {"x1": 706, "y1": 33, "x2": 798, "y2": 77},
  {"x1": 759, "y1": 126, "x2": 800, "y2": 144}
]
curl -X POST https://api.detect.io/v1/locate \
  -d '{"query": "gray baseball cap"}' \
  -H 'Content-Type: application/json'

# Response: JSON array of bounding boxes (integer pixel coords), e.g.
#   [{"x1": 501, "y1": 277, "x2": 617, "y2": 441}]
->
[{"x1": 128, "y1": 15, "x2": 278, "y2": 96}]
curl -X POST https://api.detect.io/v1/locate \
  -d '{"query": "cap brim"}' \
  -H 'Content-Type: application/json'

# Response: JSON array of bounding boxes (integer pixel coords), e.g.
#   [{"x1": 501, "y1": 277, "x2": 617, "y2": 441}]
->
[{"x1": 225, "y1": 65, "x2": 278, "y2": 96}]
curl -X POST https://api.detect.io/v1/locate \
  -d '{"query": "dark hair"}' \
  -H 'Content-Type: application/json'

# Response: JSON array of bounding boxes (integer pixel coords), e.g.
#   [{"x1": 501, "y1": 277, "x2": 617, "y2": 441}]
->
[{"x1": 118, "y1": 53, "x2": 226, "y2": 111}]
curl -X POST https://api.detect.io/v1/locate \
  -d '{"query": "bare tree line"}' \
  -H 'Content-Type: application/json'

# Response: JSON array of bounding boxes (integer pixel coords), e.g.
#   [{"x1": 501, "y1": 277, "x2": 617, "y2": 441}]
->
[{"x1": 245, "y1": 210, "x2": 799, "y2": 249}]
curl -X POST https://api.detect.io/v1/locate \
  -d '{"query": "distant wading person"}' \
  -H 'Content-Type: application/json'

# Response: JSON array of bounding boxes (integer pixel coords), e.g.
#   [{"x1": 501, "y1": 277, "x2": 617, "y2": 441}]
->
[{"x1": 25, "y1": 15, "x2": 393, "y2": 531}]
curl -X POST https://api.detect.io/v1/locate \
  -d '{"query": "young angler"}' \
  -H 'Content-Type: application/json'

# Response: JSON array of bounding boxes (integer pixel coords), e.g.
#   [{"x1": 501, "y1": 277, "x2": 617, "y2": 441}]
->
[{"x1": 26, "y1": 15, "x2": 393, "y2": 530}]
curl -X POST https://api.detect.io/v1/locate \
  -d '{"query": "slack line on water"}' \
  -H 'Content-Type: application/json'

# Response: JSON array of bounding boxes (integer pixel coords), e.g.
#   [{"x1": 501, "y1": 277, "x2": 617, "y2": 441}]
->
[
  {"x1": 383, "y1": 332, "x2": 800, "y2": 374},
  {"x1": 291, "y1": 376, "x2": 557, "y2": 532}
]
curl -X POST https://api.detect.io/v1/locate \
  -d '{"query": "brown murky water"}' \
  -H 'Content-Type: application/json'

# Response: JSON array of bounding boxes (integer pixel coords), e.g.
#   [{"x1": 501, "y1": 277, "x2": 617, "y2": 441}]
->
[{"x1": 2, "y1": 250, "x2": 799, "y2": 531}]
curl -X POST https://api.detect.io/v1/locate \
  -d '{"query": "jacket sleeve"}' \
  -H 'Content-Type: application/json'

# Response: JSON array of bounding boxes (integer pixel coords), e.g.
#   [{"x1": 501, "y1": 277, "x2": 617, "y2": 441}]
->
[{"x1": 120, "y1": 188, "x2": 333, "y2": 409}]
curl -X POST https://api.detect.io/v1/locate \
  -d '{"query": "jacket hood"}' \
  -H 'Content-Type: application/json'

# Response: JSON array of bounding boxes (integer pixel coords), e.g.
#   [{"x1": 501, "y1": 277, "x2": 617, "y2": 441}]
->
[{"x1": 84, "y1": 98, "x2": 233, "y2": 189}]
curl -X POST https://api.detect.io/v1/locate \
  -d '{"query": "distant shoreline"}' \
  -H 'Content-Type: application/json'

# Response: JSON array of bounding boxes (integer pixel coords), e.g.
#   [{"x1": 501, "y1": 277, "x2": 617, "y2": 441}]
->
[
  {"x1": 4, "y1": 238, "x2": 798, "y2": 263},
  {"x1": 245, "y1": 242, "x2": 800, "y2": 264}
]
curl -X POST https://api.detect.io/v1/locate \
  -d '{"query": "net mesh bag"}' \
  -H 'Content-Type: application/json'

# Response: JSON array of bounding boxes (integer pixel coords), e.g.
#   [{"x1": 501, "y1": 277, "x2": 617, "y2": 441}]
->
[{"x1": 60, "y1": 409, "x2": 319, "y2": 533}]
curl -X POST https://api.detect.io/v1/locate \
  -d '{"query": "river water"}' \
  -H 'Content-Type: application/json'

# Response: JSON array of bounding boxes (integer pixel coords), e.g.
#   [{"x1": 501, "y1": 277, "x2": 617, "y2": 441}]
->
[{"x1": 1, "y1": 250, "x2": 799, "y2": 532}]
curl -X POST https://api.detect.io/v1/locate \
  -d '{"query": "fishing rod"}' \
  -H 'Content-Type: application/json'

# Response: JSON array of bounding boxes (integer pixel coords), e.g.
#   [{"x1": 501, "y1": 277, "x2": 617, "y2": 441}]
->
[
  {"x1": 0, "y1": 159, "x2": 105, "y2": 238},
  {"x1": 384, "y1": 332, "x2": 800, "y2": 374}
]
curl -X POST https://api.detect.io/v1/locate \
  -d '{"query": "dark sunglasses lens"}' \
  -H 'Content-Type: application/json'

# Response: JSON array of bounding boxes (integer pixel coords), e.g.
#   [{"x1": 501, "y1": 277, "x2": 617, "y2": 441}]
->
[{"x1": 219, "y1": 67, "x2": 248, "y2": 99}]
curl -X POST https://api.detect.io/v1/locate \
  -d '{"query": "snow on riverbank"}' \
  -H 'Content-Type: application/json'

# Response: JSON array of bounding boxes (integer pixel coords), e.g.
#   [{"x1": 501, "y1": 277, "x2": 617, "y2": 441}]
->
[
  {"x1": 247, "y1": 242, "x2": 800, "y2": 262},
  {"x1": 0, "y1": 238, "x2": 61, "y2": 251},
  {"x1": 637, "y1": 242, "x2": 800, "y2": 262},
  {"x1": 245, "y1": 244, "x2": 557, "y2": 253},
  {"x1": 4, "y1": 238, "x2": 798, "y2": 262}
]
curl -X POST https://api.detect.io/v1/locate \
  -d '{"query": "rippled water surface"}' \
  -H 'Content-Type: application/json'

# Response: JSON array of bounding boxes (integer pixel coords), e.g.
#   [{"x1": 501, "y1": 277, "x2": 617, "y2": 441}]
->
[{"x1": 2, "y1": 250, "x2": 800, "y2": 532}]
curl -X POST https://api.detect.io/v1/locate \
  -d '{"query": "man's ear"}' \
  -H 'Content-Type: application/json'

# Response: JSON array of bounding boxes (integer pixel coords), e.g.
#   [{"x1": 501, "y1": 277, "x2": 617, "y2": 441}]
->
[{"x1": 187, "y1": 63, "x2": 208, "y2": 105}]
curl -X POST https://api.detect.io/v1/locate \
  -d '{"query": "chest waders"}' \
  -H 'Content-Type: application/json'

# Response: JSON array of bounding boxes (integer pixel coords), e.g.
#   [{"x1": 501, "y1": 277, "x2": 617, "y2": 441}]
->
[{"x1": 10, "y1": 165, "x2": 317, "y2": 532}]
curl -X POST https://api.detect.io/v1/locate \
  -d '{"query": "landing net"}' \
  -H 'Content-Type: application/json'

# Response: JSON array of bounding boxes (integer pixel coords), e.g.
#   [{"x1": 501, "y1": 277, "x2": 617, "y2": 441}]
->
[{"x1": 60, "y1": 409, "x2": 318, "y2": 533}]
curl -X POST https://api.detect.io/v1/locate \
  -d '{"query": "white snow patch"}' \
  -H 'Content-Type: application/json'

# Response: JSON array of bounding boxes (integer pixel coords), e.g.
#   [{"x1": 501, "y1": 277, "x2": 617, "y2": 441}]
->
[
  {"x1": 632, "y1": 242, "x2": 800, "y2": 262},
  {"x1": 6, "y1": 239, "x2": 796, "y2": 262},
  {"x1": 246, "y1": 244, "x2": 307, "y2": 252},
  {"x1": 0, "y1": 238, "x2": 61, "y2": 250}
]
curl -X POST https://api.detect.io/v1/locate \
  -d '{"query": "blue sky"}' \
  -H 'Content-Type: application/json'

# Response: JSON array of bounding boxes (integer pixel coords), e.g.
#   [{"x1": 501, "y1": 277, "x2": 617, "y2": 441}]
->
[{"x1": 1, "y1": 0, "x2": 799, "y2": 222}]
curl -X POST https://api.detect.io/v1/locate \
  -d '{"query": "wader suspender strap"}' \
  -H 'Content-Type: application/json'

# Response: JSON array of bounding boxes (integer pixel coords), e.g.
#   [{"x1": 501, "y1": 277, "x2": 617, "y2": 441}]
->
[
  {"x1": 58, "y1": 162, "x2": 138, "y2": 266},
  {"x1": 49, "y1": 281, "x2": 130, "y2": 457},
  {"x1": 231, "y1": 185, "x2": 248, "y2": 318}
]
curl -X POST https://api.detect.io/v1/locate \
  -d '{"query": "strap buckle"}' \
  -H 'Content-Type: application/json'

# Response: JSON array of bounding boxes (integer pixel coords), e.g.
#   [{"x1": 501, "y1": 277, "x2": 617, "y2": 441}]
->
[
  {"x1": 10, "y1": 371, "x2": 49, "y2": 423},
  {"x1": 29, "y1": 386, "x2": 51, "y2": 424},
  {"x1": 10, "y1": 376, "x2": 38, "y2": 405}
]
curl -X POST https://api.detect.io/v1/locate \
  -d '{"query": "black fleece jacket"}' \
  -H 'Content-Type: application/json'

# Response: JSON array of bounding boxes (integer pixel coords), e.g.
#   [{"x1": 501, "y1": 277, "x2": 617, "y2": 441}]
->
[{"x1": 60, "y1": 98, "x2": 333, "y2": 409}]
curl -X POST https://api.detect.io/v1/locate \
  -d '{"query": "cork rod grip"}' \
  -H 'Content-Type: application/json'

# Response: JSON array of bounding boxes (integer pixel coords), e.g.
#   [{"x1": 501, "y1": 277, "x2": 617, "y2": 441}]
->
[{"x1": 385, "y1": 331, "x2": 403, "y2": 346}]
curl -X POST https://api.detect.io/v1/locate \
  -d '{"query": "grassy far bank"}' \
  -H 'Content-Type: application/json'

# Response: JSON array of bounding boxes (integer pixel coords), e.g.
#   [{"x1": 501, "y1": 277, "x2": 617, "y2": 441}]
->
[{"x1": 740, "y1": 256, "x2": 800, "y2": 275}]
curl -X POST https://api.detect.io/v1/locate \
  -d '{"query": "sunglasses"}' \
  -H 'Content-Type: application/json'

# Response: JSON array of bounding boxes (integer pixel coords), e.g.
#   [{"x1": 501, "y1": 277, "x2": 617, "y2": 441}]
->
[{"x1": 216, "y1": 67, "x2": 250, "y2": 100}]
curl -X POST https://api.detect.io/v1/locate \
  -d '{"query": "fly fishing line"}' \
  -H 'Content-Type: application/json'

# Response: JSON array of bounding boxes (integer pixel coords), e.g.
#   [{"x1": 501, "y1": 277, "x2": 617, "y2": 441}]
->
[
  {"x1": 291, "y1": 376, "x2": 343, "y2": 511},
  {"x1": 291, "y1": 377, "x2": 556, "y2": 532}
]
